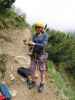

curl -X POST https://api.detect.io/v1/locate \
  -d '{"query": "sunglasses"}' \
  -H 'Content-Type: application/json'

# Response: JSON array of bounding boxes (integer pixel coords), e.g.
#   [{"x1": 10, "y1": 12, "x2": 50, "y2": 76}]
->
[{"x1": 35, "y1": 26, "x2": 43, "y2": 29}]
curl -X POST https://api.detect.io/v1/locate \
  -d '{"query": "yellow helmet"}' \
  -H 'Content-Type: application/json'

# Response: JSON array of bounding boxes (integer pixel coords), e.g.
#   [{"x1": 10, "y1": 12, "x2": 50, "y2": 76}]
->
[{"x1": 35, "y1": 21, "x2": 45, "y2": 28}]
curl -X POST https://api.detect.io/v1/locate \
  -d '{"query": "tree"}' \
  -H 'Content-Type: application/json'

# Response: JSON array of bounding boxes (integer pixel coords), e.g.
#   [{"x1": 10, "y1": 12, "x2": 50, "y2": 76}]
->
[
  {"x1": 0, "y1": 0, "x2": 15, "y2": 10},
  {"x1": 47, "y1": 30, "x2": 75, "y2": 74}
]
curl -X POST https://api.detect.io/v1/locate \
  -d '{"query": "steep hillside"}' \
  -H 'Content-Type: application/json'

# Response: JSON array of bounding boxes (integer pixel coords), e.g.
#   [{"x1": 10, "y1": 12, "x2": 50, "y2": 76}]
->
[
  {"x1": 0, "y1": 28, "x2": 68, "y2": 100},
  {"x1": 0, "y1": 9, "x2": 29, "y2": 29},
  {"x1": 0, "y1": 1, "x2": 69, "y2": 99}
]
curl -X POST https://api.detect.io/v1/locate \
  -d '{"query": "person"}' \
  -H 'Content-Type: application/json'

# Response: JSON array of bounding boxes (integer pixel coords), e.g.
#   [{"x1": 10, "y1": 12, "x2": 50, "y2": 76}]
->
[
  {"x1": 17, "y1": 67, "x2": 33, "y2": 89},
  {"x1": 28, "y1": 21, "x2": 48, "y2": 92}
]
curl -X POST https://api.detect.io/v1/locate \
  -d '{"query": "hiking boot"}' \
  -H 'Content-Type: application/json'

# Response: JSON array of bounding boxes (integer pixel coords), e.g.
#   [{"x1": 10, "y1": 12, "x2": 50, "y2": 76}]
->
[
  {"x1": 27, "y1": 79, "x2": 35, "y2": 89},
  {"x1": 38, "y1": 83, "x2": 44, "y2": 93}
]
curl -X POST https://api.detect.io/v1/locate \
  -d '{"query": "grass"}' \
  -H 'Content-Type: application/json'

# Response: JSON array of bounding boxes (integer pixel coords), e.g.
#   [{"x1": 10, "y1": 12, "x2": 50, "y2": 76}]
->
[{"x1": 48, "y1": 61, "x2": 75, "y2": 100}]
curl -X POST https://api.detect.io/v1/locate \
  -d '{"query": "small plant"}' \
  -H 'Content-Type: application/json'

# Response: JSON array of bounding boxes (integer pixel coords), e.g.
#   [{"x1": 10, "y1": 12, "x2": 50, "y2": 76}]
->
[{"x1": 0, "y1": 54, "x2": 8, "y2": 79}]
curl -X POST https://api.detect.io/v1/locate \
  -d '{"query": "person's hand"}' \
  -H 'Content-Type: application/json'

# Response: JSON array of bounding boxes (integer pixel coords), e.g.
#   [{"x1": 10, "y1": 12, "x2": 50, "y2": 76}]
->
[{"x1": 28, "y1": 41, "x2": 36, "y2": 46}]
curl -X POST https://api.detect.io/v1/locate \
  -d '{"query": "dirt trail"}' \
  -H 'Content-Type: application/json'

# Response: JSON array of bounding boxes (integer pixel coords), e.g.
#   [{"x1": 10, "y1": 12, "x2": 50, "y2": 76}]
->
[{"x1": 10, "y1": 73, "x2": 60, "y2": 100}]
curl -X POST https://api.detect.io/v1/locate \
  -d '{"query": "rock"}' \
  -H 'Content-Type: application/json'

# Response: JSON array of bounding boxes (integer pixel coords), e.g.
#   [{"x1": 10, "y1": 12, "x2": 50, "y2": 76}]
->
[{"x1": 0, "y1": 28, "x2": 31, "y2": 80}]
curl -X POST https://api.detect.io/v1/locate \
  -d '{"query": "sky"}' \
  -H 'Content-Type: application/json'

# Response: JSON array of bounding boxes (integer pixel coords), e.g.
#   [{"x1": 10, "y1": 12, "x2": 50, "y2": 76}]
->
[{"x1": 14, "y1": 0, "x2": 75, "y2": 32}]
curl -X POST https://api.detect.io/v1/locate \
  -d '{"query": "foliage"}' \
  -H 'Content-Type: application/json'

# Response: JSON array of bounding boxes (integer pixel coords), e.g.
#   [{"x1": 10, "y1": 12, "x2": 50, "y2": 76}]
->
[
  {"x1": 47, "y1": 30, "x2": 75, "y2": 72},
  {"x1": 47, "y1": 30, "x2": 75, "y2": 76},
  {"x1": 48, "y1": 61, "x2": 75, "y2": 100},
  {"x1": 0, "y1": 1, "x2": 29, "y2": 29},
  {"x1": 0, "y1": 0, "x2": 15, "y2": 10}
]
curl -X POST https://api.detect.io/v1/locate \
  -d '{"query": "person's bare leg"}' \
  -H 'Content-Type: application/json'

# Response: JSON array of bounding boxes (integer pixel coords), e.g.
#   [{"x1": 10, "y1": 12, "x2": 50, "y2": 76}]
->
[
  {"x1": 28, "y1": 60, "x2": 36, "y2": 89},
  {"x1": 30, "y1": 60, "x2": 36, "y2": 82},
  {"x1": 37, "y1": 70, "x2": 46, "y2": 92},
  {"x1": 40, "y1": 70, "x2": 46, "y2": 84}
]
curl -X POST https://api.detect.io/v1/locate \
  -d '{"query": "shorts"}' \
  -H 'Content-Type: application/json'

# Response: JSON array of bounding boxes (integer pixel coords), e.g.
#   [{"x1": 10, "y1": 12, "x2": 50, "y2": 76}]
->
[{"x1": 30, "y1": 52, "x2": 48, "y2": 72}]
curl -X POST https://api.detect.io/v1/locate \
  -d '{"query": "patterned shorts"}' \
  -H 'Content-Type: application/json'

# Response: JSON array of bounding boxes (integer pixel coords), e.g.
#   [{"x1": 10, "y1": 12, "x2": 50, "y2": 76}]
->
[{"x1": 30, "y1": 52, "x2": 48, "y2": 71}]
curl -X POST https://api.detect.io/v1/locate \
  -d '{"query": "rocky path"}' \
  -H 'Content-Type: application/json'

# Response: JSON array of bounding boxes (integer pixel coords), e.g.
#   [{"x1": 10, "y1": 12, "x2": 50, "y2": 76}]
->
[{"x1": 9, "y1": 73, "x2": 61, "y2": 100}]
